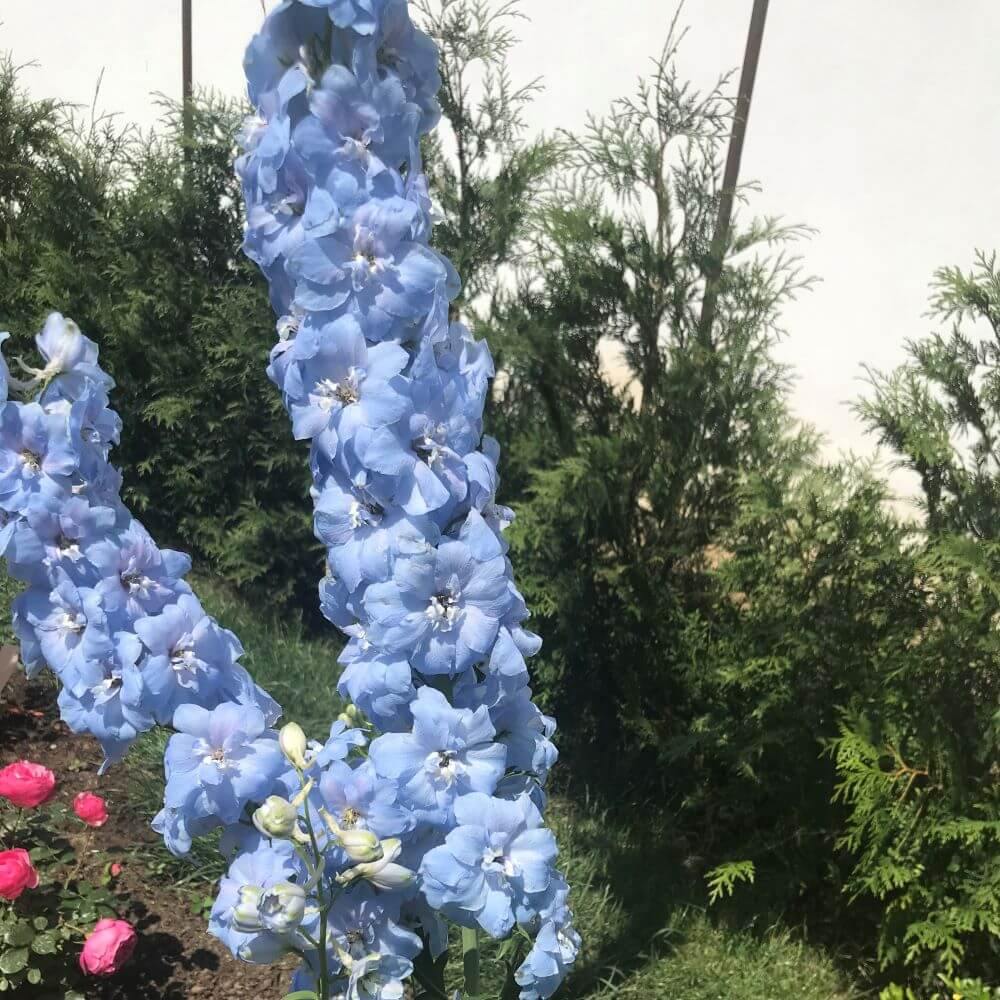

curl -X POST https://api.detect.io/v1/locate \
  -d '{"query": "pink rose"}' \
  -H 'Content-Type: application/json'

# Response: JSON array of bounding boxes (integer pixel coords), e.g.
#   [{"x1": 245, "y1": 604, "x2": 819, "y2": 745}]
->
[
  {"x1": 73, "y1": 791, "x2": 109, "y2": 828},
  {"x1": 109, "y1": 862, "x2": 123, "y2": 878},
  {"x1": 79, "y1": 919, "x2": 137, "y2": 976},
  {"x1": 0, "y1": 849, "x2": 39, "y2": 900},
  {"x1": 0, "y1": 761, "x2": 56, "y2": 809}
]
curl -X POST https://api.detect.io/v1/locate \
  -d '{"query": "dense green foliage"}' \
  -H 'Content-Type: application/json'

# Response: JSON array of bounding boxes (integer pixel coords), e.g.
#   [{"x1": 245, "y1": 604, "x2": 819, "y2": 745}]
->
[{"x1": 0, "y1": 59, "x2": 319, "y2": 610}]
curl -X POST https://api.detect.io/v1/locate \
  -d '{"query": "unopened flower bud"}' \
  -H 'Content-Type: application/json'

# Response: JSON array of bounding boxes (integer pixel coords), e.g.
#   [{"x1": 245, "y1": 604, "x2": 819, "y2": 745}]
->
[
  {"x1": 336, "y1": 838, "x2": 414, "y2": 890},
  {"x1": 359, "y1": 861, "x2": 415, "y2": 891},
  {"x1": 338, "y1": 828, "x2": 382, "y2": 864},
  {"x1": 280, "y1": 722, "x2": 309, "y2": 769},
  {"x1": 253, "y1": 796, "x2": 299, "y2": 840},
  {"x1": 337, "y1": 704, "x2": 363, "y2": 729},
  {"x1": 318, "y1": 808, "x2": 382, "y2": 863},
  {"x1": 258, "y1": 881, "x2": 307, "y2": 934},
  {"x1": 232, "y1": 885, "x2": 264, "y2": 932}
]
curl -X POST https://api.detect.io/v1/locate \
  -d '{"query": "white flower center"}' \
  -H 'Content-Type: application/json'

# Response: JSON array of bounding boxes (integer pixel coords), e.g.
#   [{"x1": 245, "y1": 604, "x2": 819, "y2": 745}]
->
[
  {"x1": 170, "y1": 645, "x2": 197, "y2": 672},
  {"x1": 277, "y1": 311, "x2": 302, "y2": 341},
  {"x1": 349, "y1": 497, "x2": 382, "y2": 530},
  {"x1": 426, "y1": 591, "x2": 459, "y2": 631},
  {"x1": 61, "y1": 612, "x2": 85, "y2": 634},
  {"x1": 315, "y1": 370, "x2": 362, "y2": 411},
  {"x1": 482, "y1": 848, "x2": 518, "y2": 878}
]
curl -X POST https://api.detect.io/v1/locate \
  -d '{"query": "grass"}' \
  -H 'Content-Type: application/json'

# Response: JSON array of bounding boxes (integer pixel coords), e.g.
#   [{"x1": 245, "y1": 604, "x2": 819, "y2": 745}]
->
[
  {"x1": 584, "y1": 916, "x2": 854, "y2": 999},
  {"x1": 0, "y1": 568, "x2": 860, "y2": 998}
]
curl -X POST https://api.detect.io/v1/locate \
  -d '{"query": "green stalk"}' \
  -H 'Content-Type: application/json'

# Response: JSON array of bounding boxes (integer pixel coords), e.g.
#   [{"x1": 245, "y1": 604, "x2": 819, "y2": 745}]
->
[
  {"x1": 300, "y1": 779, "x2": 330, "y2": 999},
  {"x1": 462, "y1": 926, "x2": 480, "y2": 996}
]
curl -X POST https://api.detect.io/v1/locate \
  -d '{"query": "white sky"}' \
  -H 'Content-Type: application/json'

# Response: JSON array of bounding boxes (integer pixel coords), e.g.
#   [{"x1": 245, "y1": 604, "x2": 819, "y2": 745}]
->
[{"x1": 3, "y1": 1, "x2": 999, "y2": 491}]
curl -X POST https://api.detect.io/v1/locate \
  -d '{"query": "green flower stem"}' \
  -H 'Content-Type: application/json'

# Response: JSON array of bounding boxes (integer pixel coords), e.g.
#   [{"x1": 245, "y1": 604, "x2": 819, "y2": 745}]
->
[
  {"x1": 462, "y1": 926, "x2": 481, "y2": 996},
  {"x1": 299, "y1": 772, "x2": 330, "y2": 1000},
  {"x1": 63, "y1": 827, "x2": 94, "y2": 893}
]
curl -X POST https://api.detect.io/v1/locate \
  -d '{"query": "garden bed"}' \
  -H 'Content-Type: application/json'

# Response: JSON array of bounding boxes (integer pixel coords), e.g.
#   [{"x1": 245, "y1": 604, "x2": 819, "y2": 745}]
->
[{"x1": 0, "y1": 671, "x2": 296, "y2": 999}]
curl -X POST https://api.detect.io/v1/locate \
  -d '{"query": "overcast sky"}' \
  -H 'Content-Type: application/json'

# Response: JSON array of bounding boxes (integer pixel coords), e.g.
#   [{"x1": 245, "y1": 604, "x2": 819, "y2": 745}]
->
[{"x1": 3, "y1": 1, "x2": 999, "y2": 492}]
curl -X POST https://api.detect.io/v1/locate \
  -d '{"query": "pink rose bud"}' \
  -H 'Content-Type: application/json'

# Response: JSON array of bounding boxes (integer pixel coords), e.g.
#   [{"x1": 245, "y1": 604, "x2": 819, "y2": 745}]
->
[
  {"x1": 73, "y1": 791, "x2": 109, "y2": 828},
  {"x1": 79, "y1": 919, "x2": 137, "y2": 976},
  {"x1": 109, "y1": 862, "x2": 123, "y2": 878},
  {"x1": 0, "y1": 848, "x2": 40, "y2": 900},
  {"x1": 0, "y1": 760, "x2": 56, "y2": 809}
]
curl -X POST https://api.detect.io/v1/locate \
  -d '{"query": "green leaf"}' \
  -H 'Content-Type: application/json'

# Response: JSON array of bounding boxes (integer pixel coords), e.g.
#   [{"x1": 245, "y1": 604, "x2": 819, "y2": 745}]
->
[
  {"x1": 26, "y1": 968, "x2": 41, "y2": 985},
  {"x1": 282, "y1": 992, "x2": 320, "y2": 1000},
  {"x1": 0, "y1": 948, "x2": 28, "y2": 975},
  {"x1": 31, "y1": 917, "x2": 47, "y2": 932},
  {"x1": 31, "y1": 932, "x2": 57, "y2": 955},
  {"x1": 3, "y1": 924, "x2": 33, "y2": 948}
]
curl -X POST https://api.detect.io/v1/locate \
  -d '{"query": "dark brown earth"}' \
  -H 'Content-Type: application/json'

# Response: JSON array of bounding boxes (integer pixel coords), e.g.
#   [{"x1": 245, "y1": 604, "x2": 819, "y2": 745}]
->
[{"x1": 1, "y1": 672, "x2": 298, "y2": 999}]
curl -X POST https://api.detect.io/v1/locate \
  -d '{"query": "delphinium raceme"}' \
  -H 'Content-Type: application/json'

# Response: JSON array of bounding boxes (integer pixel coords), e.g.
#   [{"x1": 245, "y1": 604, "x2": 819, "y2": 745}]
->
[
  {"x1": 223, "y1": 1, "x2": 580, "y2": 998},
  {"x1": 0, "y1": 315, "x2": 279, "y2": 782}
]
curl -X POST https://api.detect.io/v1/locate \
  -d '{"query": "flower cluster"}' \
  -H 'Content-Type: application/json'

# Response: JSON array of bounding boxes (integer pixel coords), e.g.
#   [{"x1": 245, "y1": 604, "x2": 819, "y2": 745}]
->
[
  {"x1": 228, "y1": 0, "x2": 579, "y2": 996},
  {"x1": 0, "y1": 315, "x2": 279, "y2": 771}
]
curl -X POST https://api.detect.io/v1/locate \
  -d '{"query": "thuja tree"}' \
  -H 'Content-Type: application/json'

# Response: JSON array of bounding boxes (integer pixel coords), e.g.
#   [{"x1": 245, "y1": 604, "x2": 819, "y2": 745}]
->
[
  {"x1": 499, "y1": 26, "x2": 813, "y2": 778},
  {"x1": 414, "y1": 0, "x2": 558, "y2": 321},
  {"x1": 830, "y1": 253, "x2": 1000, "y2": 980},
  {"x1": 0, "y1": 65, "x2": 318, "y2": 608}
]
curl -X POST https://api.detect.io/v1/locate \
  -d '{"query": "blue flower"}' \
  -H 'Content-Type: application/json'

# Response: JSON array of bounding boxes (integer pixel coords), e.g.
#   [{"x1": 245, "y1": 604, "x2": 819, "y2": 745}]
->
[
  {"x1": 337, "y1": 649, "x2": 414, "y2": 732},
  {"x1": 299, "y1": 0, "x2": 384, "y2": 36},
  {"x1": 515, "y1": 918, "x2": 580, "y2": 1000},
  {"x1": 283, "y1": 314, "x2": 411, "y2": 446},
  {"x1": 35, "y1": 314, "x2": 114, "y2": 401},
  {"x1": 5, "y1": 497, "x2": 117, "y2": 587},
  {"x1": 319, "y1": 568, "x2": 361, "y2": 628},
  {"x1": 345, "y1": 950, "x2": 412, "y2": 1000},
  {"x1": 311, "y1": 64, "x2": 418, "y2": 167},
  {"x1": 314, "y1": 717, "x2": 369, "y2": 768},
  {"x1": 151, "y1": 805, "x2": 221, "y2": 858},
  {"x1": 419, "y1": 793, "x2": 558, "y2": 937},
  {"x1": 327, "y1": 884, "x2": 421, "y2": 962},
  {"x1": 12, "y1": 572, "x2": 110, "y2": 682},
  {"x1": 0, "y1": 402, "x2": 77, "y2": 512},
  {"x1": 454, "y1": 670, "x2": 557, "y2": 785},
  {"x1": 363, "y1": 540, "x2": 511, "y2": 676},
  {"x1": 132, "y1": 593, "x2": 250, "y2": 724},
  {"x1": 163, "y1": 702, "x2": 285, "y2": 827},
  {"x1": 314, "y1": 475, "x2": 433, "y2": 592},
  {"x1": 369, "y1": 687, "x2": 505, "y2": 823},
  {"x1": 88, "y1": 519, "x2": 191, "y2": 624},
  {"x1": 288, "y1": 197, "x2": 457, "y2": 332},
  {"x1": 210, "y1": 838, "x2": 312, "y2": 963},
  {"x1": 243, "y1": 2, "x2": 328, "y2": 108},
  {"x1": 57, "y1": 632, "x2": 153, "y2": 770},
  {"x1": 233, "y1": 0, "x2": 576, "y2": 984},
  {"x1": 320, "y1": 759, "x2": 413, "y2": 839}
]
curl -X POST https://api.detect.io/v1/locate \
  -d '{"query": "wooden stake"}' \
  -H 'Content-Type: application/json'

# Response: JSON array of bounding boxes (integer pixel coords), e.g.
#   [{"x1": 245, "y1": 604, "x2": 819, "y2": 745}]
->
[{"x1": 698, "y1": 0, "x2": 770, "y2": 345}]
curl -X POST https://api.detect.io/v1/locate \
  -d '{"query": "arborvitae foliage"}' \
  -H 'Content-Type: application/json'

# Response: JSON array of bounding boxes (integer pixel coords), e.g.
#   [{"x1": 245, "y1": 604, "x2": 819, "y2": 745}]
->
[
  {"x1": 676, "y1": 460, "x2": 921, "y2": 927},
  {"x1": 831, "y1": 254, "x2": 1000, "y2": 981},
  {"x1": 859, "y1": 250, "x2": 1000, "y2": 538},
  {"x1": 0, "y1": 65, "x2": 318, "y2": 609},
  {"x1": 415, "y1": 0, "x2": 559, "y2": 320},
  {"x1": 497, "y1": 26, "x2": 814, "y2": 778}
]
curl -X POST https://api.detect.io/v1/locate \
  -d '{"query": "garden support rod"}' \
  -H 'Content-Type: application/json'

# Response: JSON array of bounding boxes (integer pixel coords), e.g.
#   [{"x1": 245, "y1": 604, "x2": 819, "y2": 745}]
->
[
  {"x1": 698, "y1": 0, "x2": 770, "y2": 345},
  {"x1": 182, "y1": 0, "x2": 193, "y2": 146}
]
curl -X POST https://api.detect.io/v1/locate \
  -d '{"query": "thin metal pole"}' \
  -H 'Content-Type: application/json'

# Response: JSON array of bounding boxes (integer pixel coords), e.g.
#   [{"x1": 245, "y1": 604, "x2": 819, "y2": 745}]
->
[
  {"x1": 182, "y1": 0, "x2": 193, "y2": 142},
  {"x1": 698, "y1": 0, "x2": 770, "y2": 344}
]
